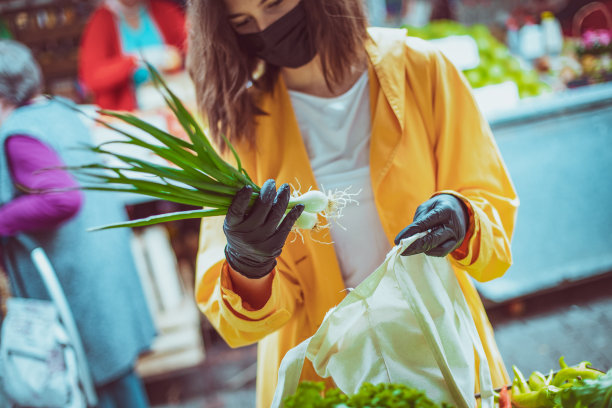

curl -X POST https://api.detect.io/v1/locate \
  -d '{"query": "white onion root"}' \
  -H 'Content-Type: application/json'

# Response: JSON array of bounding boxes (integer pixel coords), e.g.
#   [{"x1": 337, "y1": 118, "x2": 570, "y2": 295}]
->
[
  {"x1": 288, "y1": 186, "x2": 360, "y2": 232},
  {"x1": 289, "y1": 190, "x2": 329, "y2": 213},
  {"x1": 294, "y1": 211, "x2": 319, "y2": 230}
]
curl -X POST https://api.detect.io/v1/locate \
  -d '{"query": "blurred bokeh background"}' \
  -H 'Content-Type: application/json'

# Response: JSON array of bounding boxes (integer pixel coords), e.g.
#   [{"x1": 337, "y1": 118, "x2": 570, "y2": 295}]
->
[{"x1": 0, "y1": 0, "x2": 610, "y2": 406}]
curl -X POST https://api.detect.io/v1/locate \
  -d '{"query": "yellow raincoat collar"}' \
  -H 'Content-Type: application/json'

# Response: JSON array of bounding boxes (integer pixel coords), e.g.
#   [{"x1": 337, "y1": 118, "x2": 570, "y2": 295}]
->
[
  {"x1": 254, "y1": 27, "x2": 407, "y2": 134},
  {"x1": 365, "y1": 27, "x2": 407, "y2": 132}
]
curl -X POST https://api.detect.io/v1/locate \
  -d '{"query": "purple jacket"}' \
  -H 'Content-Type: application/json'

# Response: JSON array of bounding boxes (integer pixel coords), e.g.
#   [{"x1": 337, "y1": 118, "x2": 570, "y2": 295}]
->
[{"x1": 0, "y1": 134, "x2": 83, "y2": 236}]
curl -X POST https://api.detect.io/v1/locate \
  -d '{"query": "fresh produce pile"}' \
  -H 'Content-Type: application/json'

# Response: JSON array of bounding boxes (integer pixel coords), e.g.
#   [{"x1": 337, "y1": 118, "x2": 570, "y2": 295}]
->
[
  {"x1": 403, "y1": 20, "x2": 550, "y2": 98},
  {"x1": 282, "y1": 357, "x2": 611, "y2": 408},
  {"x1": 511, "y1": 357, "x2": 611, "y2": 408},
  {"x1": 283, "y1": 381, "x2": 452, "y2": 408}
]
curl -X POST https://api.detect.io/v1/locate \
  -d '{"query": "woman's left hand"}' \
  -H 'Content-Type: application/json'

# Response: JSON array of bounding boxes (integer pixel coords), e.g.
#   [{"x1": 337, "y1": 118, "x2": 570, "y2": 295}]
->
[{"x1": 394, "y1": 194, "x2": 469, "y2": 257}]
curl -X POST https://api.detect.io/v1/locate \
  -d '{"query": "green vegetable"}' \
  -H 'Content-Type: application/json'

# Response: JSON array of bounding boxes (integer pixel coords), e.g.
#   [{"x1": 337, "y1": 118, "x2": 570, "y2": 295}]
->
[
  {"x1": 514, "y1": 365, "x2": 532, "y2": 394},
  {"x1": 546, "y1": 370, "x2": 555, "y2": 386},
  {"x1": 512, "y1": 385, "x2": 561, "y2": 408},
  {"x1": 528, "y1": 371, "x2": 548, "y2": 391},
  {"x1": 560, "y1": 357, "x2": 570, "y2": 370},
  {"x1": 552, "y1": 367, "x2": 603, "y2": 387},
  {"x1": 59, "y1": 63, "x2": 342, "y2": 231},
  {"x1": 283, "y1": 382, "x2": 347, "y2": 408},
  {"x1": 552, "y1": 359, "x2": 602, "y2": 388},
  {"x1": 511, "y1": 359, "x2": 608, "y2": 408},
  {"x1": 554, "y1": 369, "x2": 612, "y2": 408},
  {"x1": 284, "y1": 382, "x2": 452, "y2": 408},
  {"x1": 510, "y1": 376, "x2": 521, "y2": 397},
  {"x1": 512, "y1": 375, "x2": 523, "y2": 397}
]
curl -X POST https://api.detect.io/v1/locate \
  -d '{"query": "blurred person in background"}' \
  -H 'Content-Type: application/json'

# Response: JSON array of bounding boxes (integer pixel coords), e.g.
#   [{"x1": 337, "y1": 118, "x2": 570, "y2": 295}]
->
[
  {"x1": 188, "y1": 0, "x2": 518, "y2": 407},
  {"x1": 0, "y1": 39, "x2": 155, "y2": 408},
  {"x1": 79, "y1": 0, "x2": 187, "y2": 111},
  {"x1": 527, "y1": 0, "x2": 612, "y2": 35},
  {"x1": 430, "y1": 0, "x2": 453, "y2": 20},
  {"x1": 555, "y1": 0, "x2": 612, "y2": 36}
]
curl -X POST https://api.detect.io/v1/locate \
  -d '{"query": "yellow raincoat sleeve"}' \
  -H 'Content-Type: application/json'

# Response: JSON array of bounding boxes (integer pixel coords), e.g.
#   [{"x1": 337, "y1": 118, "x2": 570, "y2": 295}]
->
[
  {"x1": 428, "y1": 49, "x2": 519, "y2": 282},
  {"x1": 194, "y1": 150, "x2": 304, "y2": 348}
]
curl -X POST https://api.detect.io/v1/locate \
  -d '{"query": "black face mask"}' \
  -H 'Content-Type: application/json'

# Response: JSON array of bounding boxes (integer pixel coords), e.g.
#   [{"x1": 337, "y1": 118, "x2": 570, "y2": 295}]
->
[{"x1": 236, "y1": 1, "x2": 316, "y2": 68}]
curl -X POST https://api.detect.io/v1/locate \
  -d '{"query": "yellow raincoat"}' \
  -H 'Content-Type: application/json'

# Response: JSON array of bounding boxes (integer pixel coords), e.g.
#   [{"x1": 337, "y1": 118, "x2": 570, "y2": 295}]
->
[{"x1": 195, "y1": 27, "x2": 519, "y2": 408}]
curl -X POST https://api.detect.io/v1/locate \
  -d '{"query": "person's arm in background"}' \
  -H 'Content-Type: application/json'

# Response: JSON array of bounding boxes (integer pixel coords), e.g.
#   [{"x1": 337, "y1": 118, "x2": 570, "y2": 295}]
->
[
  {"x1": 79, "y1": 8, "x2": 138, "y2": 94},
  {"x1": 0, "y1": 135, "x2": 83, "y2": 236}
]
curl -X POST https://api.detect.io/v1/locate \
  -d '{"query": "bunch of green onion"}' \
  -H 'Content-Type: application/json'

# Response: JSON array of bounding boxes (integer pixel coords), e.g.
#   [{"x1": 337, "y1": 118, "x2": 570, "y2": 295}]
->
[{"x1": 66, "y1": 63, "x2": 333, "y2": 231}]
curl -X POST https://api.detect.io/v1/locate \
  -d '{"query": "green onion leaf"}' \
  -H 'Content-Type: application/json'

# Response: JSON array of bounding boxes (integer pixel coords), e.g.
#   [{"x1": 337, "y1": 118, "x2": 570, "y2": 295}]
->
[{"x1": 88, "y1": 208, "x2": 227, "y2": 231}]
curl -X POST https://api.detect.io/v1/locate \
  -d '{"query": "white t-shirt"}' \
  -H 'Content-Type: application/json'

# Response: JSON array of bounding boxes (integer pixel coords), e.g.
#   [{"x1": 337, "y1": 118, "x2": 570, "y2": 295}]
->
[{"x1": 289, "y1": 72, "x2": 391, "y2": 289}]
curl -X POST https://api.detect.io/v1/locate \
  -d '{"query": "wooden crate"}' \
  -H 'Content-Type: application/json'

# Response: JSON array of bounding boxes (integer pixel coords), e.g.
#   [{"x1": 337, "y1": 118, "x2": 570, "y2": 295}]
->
[{"x1": 130, "y1": 225, "x2": 206, "y2": 379}]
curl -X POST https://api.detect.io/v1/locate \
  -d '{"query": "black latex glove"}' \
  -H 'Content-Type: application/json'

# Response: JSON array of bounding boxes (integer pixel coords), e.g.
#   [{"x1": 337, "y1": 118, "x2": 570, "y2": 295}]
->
[
  {"x1": 394, "y1": 194, "x2": 469, "y2": 257},
  {"x1": 224, "y1": 179, "x2": 305, "y2": 279}
]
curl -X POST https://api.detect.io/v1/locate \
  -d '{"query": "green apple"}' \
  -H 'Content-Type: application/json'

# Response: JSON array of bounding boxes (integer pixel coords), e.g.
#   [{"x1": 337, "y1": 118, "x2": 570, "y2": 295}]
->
[
  {"x1": 470, "y1": 24, "x2": 491, "y2": 40},
  {"x1": 505, "y1": 57, "x2": 522, "y2": 73},
  {"x1": 490, "y1": 44, "x2": 510, "y2": 61},
  {"x1": 487, "y1": 64, "x2": 506, "y2": 83},
  {"x1": 464, "y1": 69, "x2": 483, "y2": 87}
]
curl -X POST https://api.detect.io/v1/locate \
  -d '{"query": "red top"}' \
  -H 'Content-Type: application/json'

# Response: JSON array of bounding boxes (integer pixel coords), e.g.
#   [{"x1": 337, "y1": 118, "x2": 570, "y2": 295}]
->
[{"x1": 79, "y1": 0, "x2": 187, "y2": 111}]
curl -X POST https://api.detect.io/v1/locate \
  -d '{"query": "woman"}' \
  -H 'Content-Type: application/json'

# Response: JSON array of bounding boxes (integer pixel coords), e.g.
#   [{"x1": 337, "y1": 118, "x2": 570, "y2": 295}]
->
[
  {"x1": 79, "y1": 0, "x2": 186, "y2": 111},
  {"x1": 0, "y1": 39, "x2": 155, "y2": 407},
  {"x1": 189, "y1": 1, "x2": 519, "y2": 407}
]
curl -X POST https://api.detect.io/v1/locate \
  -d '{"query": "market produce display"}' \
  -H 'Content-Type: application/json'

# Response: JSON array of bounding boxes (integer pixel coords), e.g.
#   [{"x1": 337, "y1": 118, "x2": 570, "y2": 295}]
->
[
  {"x1": 572, "y1": 29, "x2": 612, "y2": 85},
  {"x1": 511, "y1": 357, "x2": 611, "y2": 408},
  {"x1": 281, "y1": 357, "x2": 611, "y2": 408},
  {"x1": 62, "y1": 64, "x2": 347, "y2": 231},
  {"x1": 283, "y1": 381, "x2": 452, "y2": 408},
  {"x1": 403, "y1": 20, "x2": 550, "y2": 98}
]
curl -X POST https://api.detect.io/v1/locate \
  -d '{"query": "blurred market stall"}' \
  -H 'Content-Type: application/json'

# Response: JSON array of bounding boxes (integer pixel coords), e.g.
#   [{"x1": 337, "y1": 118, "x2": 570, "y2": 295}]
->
[
  {"x1": 1, "y1": 0, "x2": 611, "y2": 404},
  {"x1": 0, "y1": 0, "x2": 207, "y2": 388},
  {"x1": 364, "y1": 0, "x2": 612, "y2": 302},
  {"x1": 368, "y1": 0, "x2": 612, "y2": 109}
]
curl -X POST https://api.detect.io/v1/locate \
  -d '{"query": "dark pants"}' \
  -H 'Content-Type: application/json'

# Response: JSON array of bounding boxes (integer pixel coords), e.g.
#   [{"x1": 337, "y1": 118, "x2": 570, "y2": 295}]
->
[{"x1": 97, "y1": 370, "x2": 149, "y2": 408}]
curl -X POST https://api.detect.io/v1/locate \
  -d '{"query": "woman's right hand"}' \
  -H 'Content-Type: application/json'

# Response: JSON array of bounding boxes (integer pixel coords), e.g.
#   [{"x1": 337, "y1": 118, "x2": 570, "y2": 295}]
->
[{"x1": 223, "y1": 179, "x2": 305, "y2": 279}]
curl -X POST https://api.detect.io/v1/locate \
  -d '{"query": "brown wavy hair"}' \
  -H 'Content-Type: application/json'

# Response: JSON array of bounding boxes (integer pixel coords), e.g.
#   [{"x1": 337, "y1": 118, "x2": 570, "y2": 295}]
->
[{"x1": 186, "y1": 0, "x2": 368, "y2": 150}]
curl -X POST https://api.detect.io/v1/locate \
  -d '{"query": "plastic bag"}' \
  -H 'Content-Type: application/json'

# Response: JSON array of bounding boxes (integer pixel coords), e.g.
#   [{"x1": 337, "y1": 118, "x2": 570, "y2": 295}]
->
[{"x1": 272, "y1": 233, "x2": 495, "y2": 408}]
